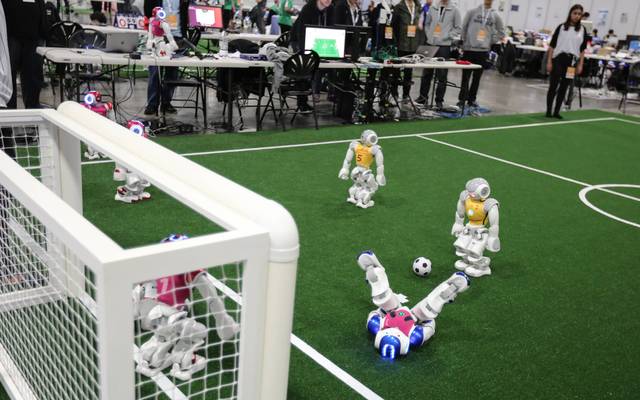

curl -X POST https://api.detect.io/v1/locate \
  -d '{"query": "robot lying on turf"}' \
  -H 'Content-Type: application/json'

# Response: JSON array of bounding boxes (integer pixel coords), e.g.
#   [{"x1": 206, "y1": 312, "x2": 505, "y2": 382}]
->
[
  {"x1": 358, "y1": 251, "x2": 470, "y2": 359},
  {"x1": 133, "y1": 234, "x2": 240, "y2": 380},
  {"x1": 113, "y1": 120, "x2": 153, "y2": 203},
  {"x1": 451, "y1": 177, "x2": 500, "y2": 277},
  {"x1": 146, "y1": 6, "x2": 179, "y2": 58},
  {"x1": 81, "y1": 91, "x2": 112, "y2": 160},
  {"x1": 338, "y1": 130, "x2": 386, "y2": 209}
]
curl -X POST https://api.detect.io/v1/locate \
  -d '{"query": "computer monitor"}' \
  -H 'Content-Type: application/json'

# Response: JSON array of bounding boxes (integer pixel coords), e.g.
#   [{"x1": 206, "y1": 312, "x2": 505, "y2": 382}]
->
[
  {"x1": 629, "y1": 40, "x2": 640, "y2": 52},
  {"x1": 188, "y1": 5, "x2": 223, "y2": 29},
  {"x1": 304, "y1": 26, "x2": 347, "y2": 59},
  {"x1": 334, "y1": 24, "x2": 371, "y2": 61}
]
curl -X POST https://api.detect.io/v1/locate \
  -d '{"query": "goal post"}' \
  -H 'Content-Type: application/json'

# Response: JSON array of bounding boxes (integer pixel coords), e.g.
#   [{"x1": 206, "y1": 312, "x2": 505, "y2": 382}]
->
[{"x1": 0, "y1": 103, "x2": 299, "y2": 400}]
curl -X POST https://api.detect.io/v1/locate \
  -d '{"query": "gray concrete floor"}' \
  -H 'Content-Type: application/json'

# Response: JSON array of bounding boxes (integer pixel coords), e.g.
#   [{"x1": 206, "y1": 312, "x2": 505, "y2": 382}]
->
[{"x1": 34, "y1": 68, "x2": 640, "y2": 133}]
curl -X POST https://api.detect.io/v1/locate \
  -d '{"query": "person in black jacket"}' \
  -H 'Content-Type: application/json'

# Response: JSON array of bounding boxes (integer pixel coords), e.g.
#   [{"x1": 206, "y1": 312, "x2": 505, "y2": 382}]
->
[
  {"x1": 2, "y1": 0, "x2": 47, "y2": 109},
  {"x1": 333, "y1": 0, "x2": 361, "y2": 26},
  {"x1": 143, "y1": 0, "x2": 189, "y2": 115}
]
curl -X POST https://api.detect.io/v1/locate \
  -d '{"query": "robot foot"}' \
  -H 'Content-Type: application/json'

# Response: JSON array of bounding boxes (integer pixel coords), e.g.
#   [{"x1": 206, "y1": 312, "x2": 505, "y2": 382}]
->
[
  {"x1": 140, "y1": 179, "x2": 151, "y2": 188},
  {"x1": 115, "y1": 187, "x2": 139, "y2": 203},
  {"x1": 356, "y1": 200, "x2": 374, "y2": 209},
  {"x1": 465, "y1": 265, "x2": 491, "y2": 277},
  {"x1": 84, "y1": 151, "x2": 101, "y2": 160},
  {"x1": 169, "y1": 355, "x2": 206, "y2": 381},
  {"x1": 138, "y1": 191, "x2": 151, "y2": 200},
  {"x1": 454, "y1": 260, "x2": 468, "y2": 271},
  {"x1": 346, "y1": 196, "x2": 357, "y2": 204},
  {"x1": 215, "y1": 314, "x2": 240, "y2": 341}
]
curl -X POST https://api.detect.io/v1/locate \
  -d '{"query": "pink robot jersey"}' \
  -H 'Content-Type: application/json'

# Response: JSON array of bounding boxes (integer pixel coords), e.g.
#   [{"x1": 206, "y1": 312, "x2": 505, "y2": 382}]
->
[{"x1": 156, "y1": 270, "x2": 204, "y2": 308}]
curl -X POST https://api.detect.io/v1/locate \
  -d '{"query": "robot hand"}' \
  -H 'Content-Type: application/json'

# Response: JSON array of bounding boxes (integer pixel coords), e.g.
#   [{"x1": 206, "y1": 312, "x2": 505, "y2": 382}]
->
[
  {"x1": 376, "y1": 173, "x2": 386, "y2": 186},
  {"x1": 339, "y1": 168, "x2": 350, "y2": 180},
  {"x1": 451, "y1": 222, "x2": 464, "y2": 236},
  {"x1": 487, "y1": 236, "x2": 501, "y2": 252},
  {"x1": 395, "y1": 293, "x2": 409, "y2": 304}
]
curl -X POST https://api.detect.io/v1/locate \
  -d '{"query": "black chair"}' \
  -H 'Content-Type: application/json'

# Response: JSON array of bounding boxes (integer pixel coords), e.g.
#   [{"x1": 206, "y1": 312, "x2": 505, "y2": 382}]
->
[
  {"x1": 274, "y1": 31, "x2": 291, "y2": 48},
  {"x1": 47, "y1": 21, "x2": 83, "y2": 47},
  {"x1": 68, "y1": 28, "x2": 106, "y2": 49},
  {"x1": 619, "y1": 62, "x2": 640, "y2": 114},
  {"x1": 163, "y1": 29, "x2": 207, "y2": 119},
  {"x1": 277, "y1": 50, "x2": 320, "y2": 130},
  {"x1": 67, "y1": 29, "x2": 113, "y2": 101}
]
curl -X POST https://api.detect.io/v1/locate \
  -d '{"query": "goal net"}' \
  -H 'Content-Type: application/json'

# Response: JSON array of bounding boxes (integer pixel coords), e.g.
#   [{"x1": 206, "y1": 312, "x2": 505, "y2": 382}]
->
[{"x1": 0, "y1": 103, "x2": 299, "y2": 400}]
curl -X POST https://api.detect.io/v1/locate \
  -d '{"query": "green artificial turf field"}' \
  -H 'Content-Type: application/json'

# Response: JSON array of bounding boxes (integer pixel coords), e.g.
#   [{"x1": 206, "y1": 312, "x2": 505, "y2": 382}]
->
[{"x1": 2, "y1": 109, "x2": 639, "y2": 400}]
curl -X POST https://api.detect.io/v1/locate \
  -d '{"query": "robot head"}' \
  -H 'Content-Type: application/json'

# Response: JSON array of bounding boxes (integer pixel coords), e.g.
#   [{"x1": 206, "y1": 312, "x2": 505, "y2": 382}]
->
[
  {"x1": 83, "y1": 91, "x2": 101, "y2": 105},
  {"x1": 152, "y1": 6, "x2": 167, "y2": 20},
  {"x1": 360, "y1": 129, "x2": 378, "y2": 146},
  {"x1": 161, "y1": 234, "x2": 189, "y2": 243},
  {"x1": 374, "y1": 327, "x2": 409, "y2": 360},
  {"x1": 465, "y1": 177, "x2": 491, "y2": 200},
  {"x1": 127, "y1": 120, "x2": 148, "y2": 138}
]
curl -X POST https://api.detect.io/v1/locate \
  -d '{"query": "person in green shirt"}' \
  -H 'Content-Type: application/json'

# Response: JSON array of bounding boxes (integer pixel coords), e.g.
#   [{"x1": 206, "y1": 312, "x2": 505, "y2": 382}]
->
[
  {"x1": 222, "y1": 0, "x2": 240, "y2": 30},
  {"x1": 278, "y1": 0, "x2": 294, "y2": 33}
]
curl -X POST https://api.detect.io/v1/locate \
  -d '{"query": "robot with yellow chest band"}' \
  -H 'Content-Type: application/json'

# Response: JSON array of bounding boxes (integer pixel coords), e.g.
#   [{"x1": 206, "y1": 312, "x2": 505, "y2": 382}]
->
[
  {"x1": 338, "y1": 130, "x2": 386, "y2": 208},
  {"x1": 451, "y1": 178, "x2": 500, "y2": 277}
]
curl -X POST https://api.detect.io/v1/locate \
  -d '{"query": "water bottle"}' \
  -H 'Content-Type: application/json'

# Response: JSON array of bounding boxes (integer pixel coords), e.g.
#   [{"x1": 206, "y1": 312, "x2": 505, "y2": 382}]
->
[
  {"x1": 219, "y1": 30, "x2": 228, "y2": 56},
  {"x1": 243, "y1": 16, "x2": 252, "y2": 32}
]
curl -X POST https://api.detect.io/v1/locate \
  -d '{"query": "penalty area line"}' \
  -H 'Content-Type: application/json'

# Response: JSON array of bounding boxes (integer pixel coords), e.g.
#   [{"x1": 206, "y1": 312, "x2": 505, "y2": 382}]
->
[{"x1": 415, "y1": 135, "x2": 640, "y2": 204}]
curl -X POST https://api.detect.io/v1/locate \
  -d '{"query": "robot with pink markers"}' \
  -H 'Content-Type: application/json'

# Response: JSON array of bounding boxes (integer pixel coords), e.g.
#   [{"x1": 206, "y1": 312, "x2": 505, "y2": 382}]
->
[
  {"x1": 146, "y1": 7, "x2": 178, "y2": 58},
  {"x1": 358, "y1": 251, "x2": 470, "y2": 359},
  {"x1": 113, "y1": 120, "x2": 153, "y2": 203},
  {"x1": 81, "y1": 91, "x2": 112, "y2": 160},
  {"x1": 133, "y1": 234, "x2": 240, "y2": 380}
]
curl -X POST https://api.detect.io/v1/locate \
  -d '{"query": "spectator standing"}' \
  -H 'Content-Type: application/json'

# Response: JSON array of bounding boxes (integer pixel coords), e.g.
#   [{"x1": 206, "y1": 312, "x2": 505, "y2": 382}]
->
[
  {"x1": 393, "y1": 0, "x2": 421, "y2": 101},
  {"x1": 545, "y1": 3, "x2": 586, "y2": 119},
  {"x1": 416, "y1": 0, "x2": 460, "y2": 108},
  {"x1": 278, "y1": 0, "x2": 295, "y2": 33},
  {"x1": 457, "y1": 0, "x2": 504, "y2": 109}
]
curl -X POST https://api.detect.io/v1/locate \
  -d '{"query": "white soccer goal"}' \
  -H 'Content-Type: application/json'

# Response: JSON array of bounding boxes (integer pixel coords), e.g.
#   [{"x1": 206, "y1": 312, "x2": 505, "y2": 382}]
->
[{"x1": 0, "y1": 103, "x2": 299, "y2": 400}]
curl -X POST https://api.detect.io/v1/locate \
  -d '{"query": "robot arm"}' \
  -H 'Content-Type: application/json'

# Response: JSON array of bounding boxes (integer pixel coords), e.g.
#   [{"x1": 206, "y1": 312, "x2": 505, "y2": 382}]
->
[
  {"x1": 451, "y1": 192, "x2": 466, "y2": 236},
  {"x1": 372, "y1": 146, "x2": 386, "y2": 186},
  {"x1": 339, "y1": 142, "x2": 356, "y2": 179},
  {"x1": 146, "y1": 24, "x2": 154, "y2": 50},
  {"x1": 411, "y1": 272, "x2": 470, "y2": 321},
  {"x1": 486, "y1": 205, "x2": 500, "y2": 252},
  {"x1": 357, "y1": 251, "x2": 400, "y2": 312},
  {"x1": 190, "y1": 272, "x2": 240, "y2": 341},
  {"x1": 161, "y1": 21, "x2": 179, "y2": 51}
]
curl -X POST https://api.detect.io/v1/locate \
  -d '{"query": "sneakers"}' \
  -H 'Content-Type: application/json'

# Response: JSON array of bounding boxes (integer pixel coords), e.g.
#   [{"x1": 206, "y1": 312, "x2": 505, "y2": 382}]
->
[
  {"x1": 553, "y1": 113, "x2": 563, "y2": 119},
  {"x1": 435, "y1": 101, "x2": 444, "y2": 110},
  {"x1": 161, "y1": 104, "x2": 178, "y2": 114},
  {"x1": 415, "y1": 96, "x2": 428, "y2": 105},
  {"x1": 467, "y1": 101, "x2": 480, "y2": 108},
  {"x1": 144, "y1": 106, "x2": 157, "y2": 116}
]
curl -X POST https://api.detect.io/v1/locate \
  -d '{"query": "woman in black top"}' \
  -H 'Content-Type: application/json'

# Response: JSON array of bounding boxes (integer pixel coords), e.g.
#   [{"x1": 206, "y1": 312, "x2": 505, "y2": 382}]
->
[{"x1": 545, "y1": 4, "x2": 587, "y2": 118}]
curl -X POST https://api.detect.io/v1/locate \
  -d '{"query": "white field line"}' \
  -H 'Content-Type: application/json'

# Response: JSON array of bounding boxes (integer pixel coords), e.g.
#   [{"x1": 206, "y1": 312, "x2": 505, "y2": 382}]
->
[
  {"x1": 206, "y1": 276, "x2": 384, "y2": 400},
  {"x1": 579, "y1": 184, "x2": 640, "y2": 229},
  {"x1": 614, "y1": 117, "x2": 640, "y2": 126},
  {"x1": 416, "y1": 135, "x2": 640, "y2": 205},
  {"x1": 80, "y1": 117, "x2": 617, "y2": 166}
]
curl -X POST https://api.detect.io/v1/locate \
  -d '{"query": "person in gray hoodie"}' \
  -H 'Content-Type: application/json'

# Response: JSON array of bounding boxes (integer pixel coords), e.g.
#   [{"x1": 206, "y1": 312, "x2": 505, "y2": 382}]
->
[
  {"x1": 416, "y1": 0, "x2": 461, "y2": 108},
  {"x1": 458, "y1": 0, "x2": 504, "y2": 108}
]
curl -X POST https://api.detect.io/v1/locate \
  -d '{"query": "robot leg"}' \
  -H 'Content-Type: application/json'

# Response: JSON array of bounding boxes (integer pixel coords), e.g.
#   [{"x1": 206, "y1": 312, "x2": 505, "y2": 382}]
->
[
  {"x1": 169, "y1": 319, "x2": 208, "y2": 380},
  {"x1": 465, "y1": 231, "x2": 491, "y2": 277},
  {"x1": 128, "y1": 173, "x2": 151, "y2": 200},
  {"x1": 113, "y1": 164, "x2": 127, "y2": 181},
  {"x1": 192, "y1": 273, "x2": 240, "y2": 341},
  {"x1": 347, "y1": 184, "x2": 358, "y2": 204},
  {"x1": 356, "y1": 175, "x2": 378, "y2": 209},
  {"x1": 411, "y1": 272, "x2": 470, "y2": 321},
  {"x1": 453, "y1": 230, "x2": 473, "y2": 270},
  {"x1": 84, "y1": 146, "x2": 102, "y2": 160},
  {"x1": 357, "y1": 251, "x2": 400, "y2": 312}
]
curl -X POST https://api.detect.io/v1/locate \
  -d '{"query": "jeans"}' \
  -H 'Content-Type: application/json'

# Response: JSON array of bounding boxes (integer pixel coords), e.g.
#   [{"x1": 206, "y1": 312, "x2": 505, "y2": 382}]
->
[
  {"x1": 147, "y1": 66, "x2": 179, "y2": 110},
  {"x1": 458, "y1": 50, "x2": 487, "y2": 104},
  {"x1": 546, "y1": 53, "x2": 573, "y2": 115},
  {"x1": 8, "y1": 37, "x2": 42, "y2": 109}
]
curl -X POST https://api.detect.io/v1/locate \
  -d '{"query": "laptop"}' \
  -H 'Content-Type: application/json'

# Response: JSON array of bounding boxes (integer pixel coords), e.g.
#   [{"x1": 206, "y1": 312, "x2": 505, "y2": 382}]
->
[
  {"x1": 304, "y1": 26, "x2": 347, "y2": 60},
  {"x1": 416, "y1": 45, "x2": 440, "y2": 59},
  {"x1": 188, "y1": 5, "x2": 224, "y2": 29},
  {"x1": 105, "y1": 32, "x2": 139, "y2": 53}
]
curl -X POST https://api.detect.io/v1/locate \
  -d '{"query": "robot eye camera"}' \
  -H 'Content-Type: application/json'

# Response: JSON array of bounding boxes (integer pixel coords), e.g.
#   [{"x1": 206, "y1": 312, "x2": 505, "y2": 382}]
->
[
  {"x1": 466, "y1": 177, "x2": 490, "y2": 200},
  {"x1": 83, "y1": 92, "x2": 97, "y2": 106},
  {"x1": 153, "y1": 7, "x2": 167, "y2": 19},
  {"x1": 127, "y1": 120, "x2": 148, "y2": 137},
  {"x1": 379, "y1": 335, "x2": 401, "y2": 360},
  {"x1": 361, "y1": 129, "x2": 378, "y2": 146}
]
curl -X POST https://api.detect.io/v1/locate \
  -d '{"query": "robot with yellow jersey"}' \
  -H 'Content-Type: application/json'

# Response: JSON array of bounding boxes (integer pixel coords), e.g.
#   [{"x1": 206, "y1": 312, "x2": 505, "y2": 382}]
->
[
  {"x1": 338, "y1": 130, "x2": 386, "y2": 208},
  {"x1": 451, "y1": 178, "x2": 500, "y2": 277}
]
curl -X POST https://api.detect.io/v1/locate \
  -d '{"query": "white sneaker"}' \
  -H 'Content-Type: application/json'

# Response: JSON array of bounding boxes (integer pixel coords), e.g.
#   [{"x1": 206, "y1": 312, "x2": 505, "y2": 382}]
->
[
  {"x1": 115, "y1": 186, "x2": 139, "y2": 203},
  {"x1": 465, "y1": 265, "x2": 491, "y2": 277},
  {"x1": 113, "y1": 168, "x2": 126, "y2": 181}
]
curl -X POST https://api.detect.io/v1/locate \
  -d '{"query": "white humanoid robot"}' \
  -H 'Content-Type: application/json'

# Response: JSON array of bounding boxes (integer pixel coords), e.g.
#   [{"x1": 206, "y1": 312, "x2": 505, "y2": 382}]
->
[
  {"x1": 338, "y1": 130, "x2": 386, "y2": 208},
  {"x1": 114, "y1": 120, "x2": 152, "y2": 203},
  {"x1": 451, "y1": 178, "x2": 500, "y2": 277},
  {"x1": 81, "y1": 91, "x2": 112, "y2": 160},
  {"x1": 146, "y1": 7, "x2": 179, "y2": 58},
  {"x1": 358, "y1": 251, "x2": 470, "y2": 359},
  {"x1": 133, "y1": 234, "x2": 240, "y2": 380}
]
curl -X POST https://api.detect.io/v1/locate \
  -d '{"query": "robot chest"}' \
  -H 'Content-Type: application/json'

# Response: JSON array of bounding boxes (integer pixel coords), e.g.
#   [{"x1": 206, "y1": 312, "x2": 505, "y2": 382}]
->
[
  {"x1": 382, "y1": 307, "x2": 415, "y2": 337},
  {"x1": 355, "y1": 146, "x2": 373, "y2": 167},
  {"x1": 151, "y1": 21, "x2": 165, "y2": 37},
  {"x1": 465, "y1": 199, "x2": 486, "y2": 223}
]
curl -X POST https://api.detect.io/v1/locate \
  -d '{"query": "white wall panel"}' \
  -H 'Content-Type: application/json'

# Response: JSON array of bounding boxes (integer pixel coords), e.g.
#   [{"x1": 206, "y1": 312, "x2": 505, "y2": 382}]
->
[
  {"x1": 545, "y1": 0, "x2": 572, "y2": 32},
  {"x1": 610, "y1": 0, "x2": 640, "y2": 38},
  {"x1": 524, "y1": 0, "x2": 549, "y2": 31}
]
